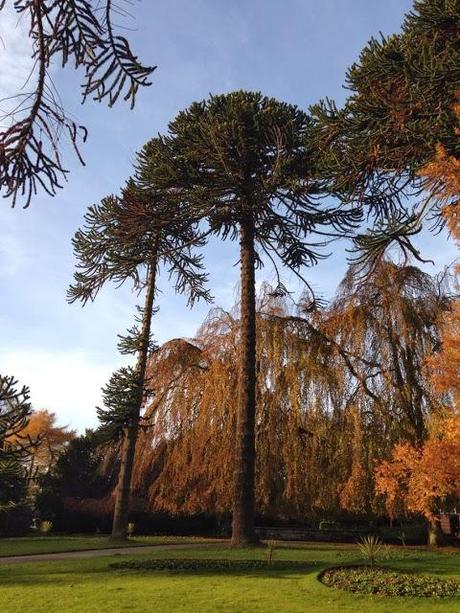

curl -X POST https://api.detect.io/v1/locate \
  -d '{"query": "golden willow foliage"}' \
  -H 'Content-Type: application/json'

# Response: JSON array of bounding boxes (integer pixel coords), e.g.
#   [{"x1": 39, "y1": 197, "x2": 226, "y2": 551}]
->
[{"x1": 126, "y1": 261, "x2": 451, "y2": 521}]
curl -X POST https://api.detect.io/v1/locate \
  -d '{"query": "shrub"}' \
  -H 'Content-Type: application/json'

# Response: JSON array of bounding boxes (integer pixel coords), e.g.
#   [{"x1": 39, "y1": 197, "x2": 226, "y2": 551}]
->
[
  {"x1": 0, "y1": 501, "x2": 33, "y2": 537},
  {"x1": 127, "y1": 522, "x2": 135, "y2": 537},
  {"x1": 319, "y1": 520, "x2": 340, "y2": 531},
  {"x1": 39, "y1": 520, "x2": 53, "y2": 535},
  {"x1": 320, "y1": 566, "x2": 460, "y2": 598}
]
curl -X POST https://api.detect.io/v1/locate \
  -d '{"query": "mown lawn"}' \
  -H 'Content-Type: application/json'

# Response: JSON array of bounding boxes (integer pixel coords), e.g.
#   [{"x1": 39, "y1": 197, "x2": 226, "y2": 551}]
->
[
  {"x1": 0, "y1": 535, "x2": 213, "y2": 557},
  {"x1": 1, "y1": 542, "x2": 460, "y2": 612}
]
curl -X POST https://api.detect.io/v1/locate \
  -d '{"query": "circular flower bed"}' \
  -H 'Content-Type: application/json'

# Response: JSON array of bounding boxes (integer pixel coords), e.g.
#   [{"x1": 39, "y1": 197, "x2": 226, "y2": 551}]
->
[{"x1": 320, "y1": 566, "x2": 460, "y2": 598}]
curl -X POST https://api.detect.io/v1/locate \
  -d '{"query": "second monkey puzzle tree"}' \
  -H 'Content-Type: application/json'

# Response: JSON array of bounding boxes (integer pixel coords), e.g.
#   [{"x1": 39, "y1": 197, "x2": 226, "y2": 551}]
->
[
  {"x1": 69, "y1": 154, "x2": 210, "y2": 540},
  {"x1": 153, "y1": 91, "x2": 363, "y2": 544}
]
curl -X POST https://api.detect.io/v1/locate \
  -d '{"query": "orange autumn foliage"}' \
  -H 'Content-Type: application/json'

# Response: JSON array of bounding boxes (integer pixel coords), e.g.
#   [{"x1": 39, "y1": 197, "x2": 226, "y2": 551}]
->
[
  {"x1": 8, "y1": 409, "x2": 75, "y2": 477},
  {"x1": 427, "y1": 303, "x2": 460, "y2": 406},
  {"x1": 419, "y1": 92, "x2": 459, "y2": 253},
  {"x1": 375, "y1": 414, "x2": 460, "y2": 522},
  {"x1": 378, "y1": 111, "x2": 460, "y2": 525}
]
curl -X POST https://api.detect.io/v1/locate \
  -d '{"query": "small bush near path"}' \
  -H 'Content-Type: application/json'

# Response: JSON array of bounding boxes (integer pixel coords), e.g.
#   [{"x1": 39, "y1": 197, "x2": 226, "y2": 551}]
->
[
  {"x1": 320, "y1": 565, "x2": 460, "y2": 598},
  {"x1": 110, "y1": 558, "x2": 312, "y2": 572}
]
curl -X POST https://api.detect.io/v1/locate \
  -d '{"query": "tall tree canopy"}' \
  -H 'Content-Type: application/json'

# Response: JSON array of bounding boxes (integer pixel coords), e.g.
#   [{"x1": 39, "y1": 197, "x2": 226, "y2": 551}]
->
[
  {"x1": 312, "y1": 0, "x2": 460, "y2": 269},
  {"x1": 148, "y1": 90, "x2": 363, "y2": 543},
  {"x1": 0, "y1": 0, "x2": 154, "y2": 207},
  {"x1": 70, "y1": 165, "x2": 210, "y2": 539}
]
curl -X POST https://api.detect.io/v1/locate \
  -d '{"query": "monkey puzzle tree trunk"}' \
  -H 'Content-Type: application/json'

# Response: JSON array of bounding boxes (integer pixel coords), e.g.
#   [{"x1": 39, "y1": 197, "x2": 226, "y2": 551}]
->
[
  {"x1": 111, "y1": 252, "x2": 158, "y2": 541},
  {"x1": 231, "y1": 213, "x2": 257, "y2": 546}
]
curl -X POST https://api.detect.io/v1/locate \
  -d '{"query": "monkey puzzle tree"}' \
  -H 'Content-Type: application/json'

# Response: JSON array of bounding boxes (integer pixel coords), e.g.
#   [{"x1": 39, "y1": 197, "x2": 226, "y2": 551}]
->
[
  {"x1": 0, "y1": 374, "x2": 36, "y2": 529},
  {"x1": 311, "y1": 0, "x2": 460, "y2": 270},
  {"x1": 0, "y1": 0, "x2": 154, "y2": 208},
  {"x1": 69, "y1": 166, "x2": 210, "y2": 540},
  {"x1": 152, "y1": 91, "x2": 362, "y2": 544},
  {"x1": 0, "y1": 374, "x2": 35, "y2": 463}
]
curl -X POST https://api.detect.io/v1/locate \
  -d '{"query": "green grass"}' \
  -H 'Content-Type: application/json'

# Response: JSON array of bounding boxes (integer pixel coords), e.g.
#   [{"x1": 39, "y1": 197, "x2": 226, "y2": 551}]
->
[
  {"x1": 0, "y1": 535, "x2": 213, "y2": 557},
  {"x1": 1, "y1": 542, "x2": 460, "y2": 612}
]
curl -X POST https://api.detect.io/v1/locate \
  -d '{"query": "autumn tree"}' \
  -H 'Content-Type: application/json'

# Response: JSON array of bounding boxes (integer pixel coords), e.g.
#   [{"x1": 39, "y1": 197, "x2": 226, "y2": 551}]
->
[
  {"x1": 427, "y1": 280, "x2": 460, "y2": 407},
  {"x1": 422, "y1": 99, "x2": 460, "y2": 405},
  {"x1": 375, "y1": 414, "x2": 460, "y2": 545},
  {"x1": 121, "y1": 262, "x2": 449, "y2": 523},
  {"x1": 69, "y1": 166, "x2": 210, "y2": 540},
  {"x1": 0, "y1": 0, "x2": 154, "y2": 207},
  {"x1": 8, "y1": 410, "x2": 75, "y2": 487},
  {"x1": 149, "y1": 90, "x2": 364, "y2": 544}
]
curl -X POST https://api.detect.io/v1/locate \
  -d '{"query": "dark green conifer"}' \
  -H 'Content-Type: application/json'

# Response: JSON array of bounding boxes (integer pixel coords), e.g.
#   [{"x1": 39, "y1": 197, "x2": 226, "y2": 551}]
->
[
  {"x1": 150, "y1": 91, "x2": 362, "y2": 544},
  {"x1": 69, "y1": 149, "x2": 210, "y2": 539},
  {"x1": 311, "y1": 0, "x2": 460, "y2": 270}
]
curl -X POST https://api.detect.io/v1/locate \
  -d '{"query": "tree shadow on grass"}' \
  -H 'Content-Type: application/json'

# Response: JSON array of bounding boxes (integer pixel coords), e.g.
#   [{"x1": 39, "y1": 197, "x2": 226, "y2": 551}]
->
[{"x1": 0, "y1": 560, "x2": 326, "y2": 589}]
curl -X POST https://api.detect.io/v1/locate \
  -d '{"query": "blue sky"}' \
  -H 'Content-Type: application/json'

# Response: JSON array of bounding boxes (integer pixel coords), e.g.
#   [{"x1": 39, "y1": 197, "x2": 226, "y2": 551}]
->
[{"x1": 0, "y1": 0, "x2": 456, "y2": 431}]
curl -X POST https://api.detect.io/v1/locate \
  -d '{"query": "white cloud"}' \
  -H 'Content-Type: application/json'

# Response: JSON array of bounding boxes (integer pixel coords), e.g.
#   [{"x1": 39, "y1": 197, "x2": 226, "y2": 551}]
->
[{"x1": 0, "y1": 347, "x2": 126, "y2": 432}]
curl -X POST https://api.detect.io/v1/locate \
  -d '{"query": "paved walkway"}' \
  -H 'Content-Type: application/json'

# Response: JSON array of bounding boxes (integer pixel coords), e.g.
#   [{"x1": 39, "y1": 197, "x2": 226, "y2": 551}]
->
[{"x1": 0, "y1": 542, "x2": 226, "y2": 565}]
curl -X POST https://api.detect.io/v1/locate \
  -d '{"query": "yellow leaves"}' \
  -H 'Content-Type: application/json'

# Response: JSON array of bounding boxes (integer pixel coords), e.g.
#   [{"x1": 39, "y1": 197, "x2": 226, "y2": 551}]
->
[{"x1": 8, "y1": 409, "x2": 75, "y2": 476}]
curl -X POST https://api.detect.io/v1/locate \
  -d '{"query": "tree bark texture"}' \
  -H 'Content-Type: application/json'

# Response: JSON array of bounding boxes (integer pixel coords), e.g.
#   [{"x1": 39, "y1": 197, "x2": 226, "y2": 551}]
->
[
  {"x1": 231, "y1": 213, "x2": 257, "y2": 546},
  {"x1": 111, "y1": 250, "x2": 158, "y2": 540}
]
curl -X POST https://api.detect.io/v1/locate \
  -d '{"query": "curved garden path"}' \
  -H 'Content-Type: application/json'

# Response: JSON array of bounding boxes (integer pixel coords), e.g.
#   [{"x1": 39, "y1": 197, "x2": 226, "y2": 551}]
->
[{"x1": 0, "y1": 541, "x2": 227, "y2": 565}]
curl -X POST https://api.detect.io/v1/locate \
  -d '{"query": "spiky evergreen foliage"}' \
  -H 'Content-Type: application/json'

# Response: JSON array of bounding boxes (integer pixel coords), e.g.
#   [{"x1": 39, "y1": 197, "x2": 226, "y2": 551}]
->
[
  {"x1": 146, "y1": 90, "x2": 363, "y2": 544},
  {"x1": 0, "y1": 375, "x2": 35, "y2": 461},
  {"x1": 0, "y1": 375, "x2": 35, "y2": 514},
  {"x1": 0, "y1": 0, "x2": 154, "y2": 207},
  {"x1": 96, "y1": 367, "x2": 139, "y2": 443},
  {"x1": 69, "y1": 148, "x2": 210, "y2": 539},
  {"x1": 312, "y1": 0, "x2": 460, "y2": 270}
]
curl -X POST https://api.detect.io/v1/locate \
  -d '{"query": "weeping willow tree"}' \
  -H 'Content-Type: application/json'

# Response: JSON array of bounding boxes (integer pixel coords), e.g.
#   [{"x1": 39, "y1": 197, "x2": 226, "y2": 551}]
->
[{"x1": 124, "y1": 261, "x2": 451, "y2": 522}]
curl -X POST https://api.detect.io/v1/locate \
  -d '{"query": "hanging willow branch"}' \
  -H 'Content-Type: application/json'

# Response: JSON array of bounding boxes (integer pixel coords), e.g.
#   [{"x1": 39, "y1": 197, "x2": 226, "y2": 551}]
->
[{"x1": 0, "y1": 0, "x2": 155, "y2": 208}]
